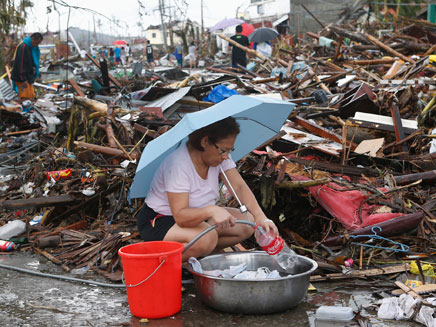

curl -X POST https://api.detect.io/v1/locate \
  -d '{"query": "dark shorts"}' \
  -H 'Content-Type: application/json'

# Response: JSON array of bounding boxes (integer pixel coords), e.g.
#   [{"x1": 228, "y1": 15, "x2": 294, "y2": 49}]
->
[
  {"x1": 147, "y1": 56, "x2": 154, "y2": 63},
  {"x1": 115, "y1": 57, "x2": 121, "y2": 63},
  {"x1": 137, "y1": 204, "x2": 175, "y2": 241}
]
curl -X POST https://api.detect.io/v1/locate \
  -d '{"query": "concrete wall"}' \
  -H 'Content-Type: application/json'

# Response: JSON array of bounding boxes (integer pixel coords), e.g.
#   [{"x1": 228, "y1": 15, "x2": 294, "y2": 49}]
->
[
  {"x1": 244, "y1": 0, "x2": 291, "y2": 23},
  {"x1": 289, "y1": 0, "x2": 350, "y2": 36}
]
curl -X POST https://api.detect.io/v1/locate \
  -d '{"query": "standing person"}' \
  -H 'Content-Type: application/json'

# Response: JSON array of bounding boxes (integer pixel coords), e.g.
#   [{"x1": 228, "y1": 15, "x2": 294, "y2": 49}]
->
[
  {"x1": 174, "y1": 42, "x2": 184, "y2": 68},
  {"x1": 188, "y1": 41, "x2": 197, "y2": 70},
  {"x1": 114, "y1": 46, "x2": 121, "y2": 65},
  {"x1": 11, "y1": 32, "x2": 43, "y2": 99},
  {"x1": 120, "y1": 46, "x2": 126, "y2": 66},
  {"x1": 230, "y1": 25, "x2": 249, "y2": 68},
  {"x1": 136, "y1": 117, "x2": 278, "y2": 262},
  {"x1": 145, "y1": 40, "x2": 155, "y2": 70},
  {"x1": 125, "y1": 43, "x2": 130, "y2": 64},
  {"x1": 109, "y1": 47, "x2": 114, "y2": 63}
]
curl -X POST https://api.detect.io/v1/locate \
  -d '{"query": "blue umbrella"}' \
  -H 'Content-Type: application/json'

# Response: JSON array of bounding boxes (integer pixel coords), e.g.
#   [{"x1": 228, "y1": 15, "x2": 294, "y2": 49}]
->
[{"x1": 129, "y1": 95, "x2": 295, "y2": 199}]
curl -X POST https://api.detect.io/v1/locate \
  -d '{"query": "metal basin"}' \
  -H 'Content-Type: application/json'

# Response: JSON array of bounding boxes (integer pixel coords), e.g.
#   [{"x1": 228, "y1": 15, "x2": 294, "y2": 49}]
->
[{"x1": 187, "y1": 251, "x2": 318, "y2": 314}]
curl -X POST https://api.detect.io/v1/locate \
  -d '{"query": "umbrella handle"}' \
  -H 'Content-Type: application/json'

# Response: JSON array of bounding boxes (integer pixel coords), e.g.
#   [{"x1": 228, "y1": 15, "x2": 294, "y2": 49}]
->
[{"x1": 183, "y1": 220, "x2": 256, "y2": 254}]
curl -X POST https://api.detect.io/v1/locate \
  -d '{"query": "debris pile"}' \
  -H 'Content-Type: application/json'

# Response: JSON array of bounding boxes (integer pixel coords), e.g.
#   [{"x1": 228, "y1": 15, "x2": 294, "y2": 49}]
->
[{"x1": 2, "y1": 17, "x2": 436, "y2": 296}]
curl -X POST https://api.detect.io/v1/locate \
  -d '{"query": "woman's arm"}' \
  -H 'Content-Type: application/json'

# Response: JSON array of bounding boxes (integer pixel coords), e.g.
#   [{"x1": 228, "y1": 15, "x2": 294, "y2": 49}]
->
[
  {"x1": 220, "y1": 168, "x2": 278, "y2": 234},
  {"x1": 167, "y1": 192, "x2": 236, "y2": 229}
]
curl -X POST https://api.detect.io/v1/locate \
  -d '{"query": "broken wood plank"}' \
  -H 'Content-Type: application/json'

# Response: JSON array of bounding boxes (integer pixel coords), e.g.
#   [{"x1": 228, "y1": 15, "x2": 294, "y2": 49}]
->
[
  {"x1": 281, "y1": 124, "x2": 342, "y2": 156},
  {"x1": 286, "y1": 156, "x2": 380, "y2": 177},
  {"x1": 1, "y1": 195, "x2": 78, "y2": 210},
  {"x1": 68, "y1": 78, "x2": 85, "y2": 97},
  {"x1": 85, "y1": 52, "x2": 122, "y2": 88},
  {"x1": 301, "y1": 4, "x2": 325, "y2": 28},
  {"x1": 34, "y1": 248, "x2": 63, "y2": 265},
  {"x1": 310, "y1": 264, "x2": 409, "y2": 282},
  {"x1": 364, "y1": 32, "x2": 416, "y2": 64},
  {"x1": 293, "y1": 116, "x2": 357, "y2": 150},
  {"x1": 74, "y1": 141, "x2": 137, "y2": 160},
  {"x1": 344, "y1": 58, "x2": 396, "y2": 65},
  {"x1": 390, "y1": 103, "x2": 408, "y2": 153},
  {"x1": 74, "y1": 96, "x2": 109, "y2": 114},
  {"x1": 377, "y1": 170, "x2": 436, "y2": 186}
]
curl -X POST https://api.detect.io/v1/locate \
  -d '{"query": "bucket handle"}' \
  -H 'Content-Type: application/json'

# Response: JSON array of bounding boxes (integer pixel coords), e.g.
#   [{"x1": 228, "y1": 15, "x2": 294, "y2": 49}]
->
[{"x1": 122, "y1": 256, "x2": 166, "y2": 288}]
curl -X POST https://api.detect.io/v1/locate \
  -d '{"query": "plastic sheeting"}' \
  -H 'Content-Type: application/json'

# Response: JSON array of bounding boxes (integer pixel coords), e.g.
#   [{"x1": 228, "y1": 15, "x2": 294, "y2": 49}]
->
[
  {"x1": 202, "y1": 85, "x2": 238, "y2": 103},
  {"x1": 291, "y1": 174, "x2": 405, "y2": 231}
]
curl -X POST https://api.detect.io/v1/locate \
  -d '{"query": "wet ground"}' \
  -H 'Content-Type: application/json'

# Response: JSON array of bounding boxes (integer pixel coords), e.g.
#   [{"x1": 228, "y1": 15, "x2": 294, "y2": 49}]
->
[{"x1": 0, "y1": 252, "x2": 421, "y2": 327}]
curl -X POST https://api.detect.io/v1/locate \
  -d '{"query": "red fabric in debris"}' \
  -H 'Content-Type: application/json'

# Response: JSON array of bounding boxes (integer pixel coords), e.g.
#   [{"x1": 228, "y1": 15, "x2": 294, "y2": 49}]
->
[{"x1": 291, "y1": 174, "x2": 405, "y2": 231}]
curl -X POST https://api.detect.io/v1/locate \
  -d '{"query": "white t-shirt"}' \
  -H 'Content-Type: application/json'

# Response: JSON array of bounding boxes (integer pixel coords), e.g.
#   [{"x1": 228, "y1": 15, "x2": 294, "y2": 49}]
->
[
  {"x1": 145, "y1": 142, "x2": 236, "y2": 215},
  {"x1": 188, "y1": 45, "x2": 196, "y2": 59}
]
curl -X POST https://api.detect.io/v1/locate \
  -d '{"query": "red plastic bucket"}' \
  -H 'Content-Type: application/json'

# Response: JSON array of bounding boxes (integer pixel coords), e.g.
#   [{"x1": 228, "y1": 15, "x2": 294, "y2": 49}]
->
[{"x1": 118, "y1": 241, "x2": 184, "y2": 318}]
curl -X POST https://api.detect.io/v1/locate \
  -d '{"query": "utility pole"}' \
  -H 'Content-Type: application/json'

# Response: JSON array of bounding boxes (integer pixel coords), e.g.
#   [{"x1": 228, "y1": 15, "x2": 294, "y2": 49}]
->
[
  {"x1": 159, "y1": 0, "x2": 168, "y2": 52},
  {"x1": 168, "y1": 0, "x2": 174, "y2": 47},
  {"x1": 93, "y1": 15, "x2": 97, "y2": 44},
  {"x1": 201, "y1": 0, "x2": 204, "y2": 35}
]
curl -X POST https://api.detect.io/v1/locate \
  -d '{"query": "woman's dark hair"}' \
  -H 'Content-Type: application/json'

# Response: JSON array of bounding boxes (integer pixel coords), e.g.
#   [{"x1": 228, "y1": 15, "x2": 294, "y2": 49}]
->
[
  {"x1": 31, "y1": 32, "x2": 43, "y2": 41},
  {"x1": 188, "y1": 117, "x2": 240, "y2": 151}
]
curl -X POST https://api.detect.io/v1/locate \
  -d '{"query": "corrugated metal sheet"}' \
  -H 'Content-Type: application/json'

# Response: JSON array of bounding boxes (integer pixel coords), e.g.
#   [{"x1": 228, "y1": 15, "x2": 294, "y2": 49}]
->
[
  {"x1": 0, "y1": 79, "x2": 17, "y2": 101},
  {"x1": 146, "y1": 87, "x2": 191, "y2": 112}
]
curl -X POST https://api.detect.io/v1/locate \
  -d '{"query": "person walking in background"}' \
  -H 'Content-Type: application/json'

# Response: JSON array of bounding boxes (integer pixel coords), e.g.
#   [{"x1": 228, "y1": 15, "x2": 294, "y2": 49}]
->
[
  {"x1": 120, "y1": 46, "x2": 126, "y2": 66},
  {"x1": 109, "y1": 47, "x2": 114, "y2": 63},
  {"x1": 125, "y1": 43, "x2": 131, "y2": 64},
  {"x1": 174, "y1": 42, "x2": 184, "y2": 68},
  {"x1": 145, "y1": 40, "x2": 155, "y2": 70},
  {"x1": 114, "y1": 46, "x2": 121, "y2": 65},
  {"x1": 11, "y1": 32, "x2": 43, "y2": 99},
  {"x1": 230, "y1": 25, "x2": 249, "y2": 68},
  {"x1": 188, "y1": 41, "x2": 197, "y2": 70}
]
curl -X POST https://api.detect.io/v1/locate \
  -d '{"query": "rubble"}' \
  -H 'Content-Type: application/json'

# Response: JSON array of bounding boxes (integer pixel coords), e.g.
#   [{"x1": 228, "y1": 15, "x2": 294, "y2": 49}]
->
[{"x1": 2, "y1": 15, "x2": 436, "y2": 317}]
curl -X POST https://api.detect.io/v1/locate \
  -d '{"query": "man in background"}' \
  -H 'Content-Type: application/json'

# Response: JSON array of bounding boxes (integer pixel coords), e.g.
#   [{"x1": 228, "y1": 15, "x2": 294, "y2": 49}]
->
[
  {"x1": 230, "y1": 25, "x2": 249, "y2": 68},
  {"x1": 145, "y1": 40, "x2": 155, "y2": 70},
  {"x1": 114, "y1": 46, "x2": 121, "y2": 65},
  {"x1": 174, "y1": 42, "x2": 184, "y2": 68},
  {"x1": 11, "y1": 32, "x2": 43, "y2": 99}
]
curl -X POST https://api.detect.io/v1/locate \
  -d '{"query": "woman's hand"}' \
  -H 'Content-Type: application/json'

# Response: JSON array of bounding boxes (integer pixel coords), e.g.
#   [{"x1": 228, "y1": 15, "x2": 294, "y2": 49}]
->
[
  {"x1": 257, "y1": 218, "x2": 278, "y2": 237},
  {"x1": 210, "y1": 206, "x2": 236, "y2": 230}
]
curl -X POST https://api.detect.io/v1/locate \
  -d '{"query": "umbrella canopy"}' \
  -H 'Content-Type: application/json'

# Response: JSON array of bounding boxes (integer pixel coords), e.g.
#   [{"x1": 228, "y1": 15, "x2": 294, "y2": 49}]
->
[
  {"x1": 240, "y1": 23, "x2": 255, "y2": 37},
  {"x1": 130, "y1": 95, "x2": 295, "y2": 199},
  {"x1": 209, "y1": 18, "x2": 244, "y2": 32},
  {"x1": 248, "y1": 27, "x2": 279, "y2": 43},
  {"x1": 113, "y1": 40, "x2": 127, "y2": 46}
]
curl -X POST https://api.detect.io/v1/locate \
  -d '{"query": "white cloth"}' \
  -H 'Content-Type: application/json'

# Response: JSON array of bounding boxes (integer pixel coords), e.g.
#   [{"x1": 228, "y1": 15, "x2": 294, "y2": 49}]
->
[
  {"x1": 188, "y1": 45, "x2": 196, "y2": 61},
  {"x1": 188, "y1": 257, "x2": 281, "y2": 280},
  {"x1": 378, "y1": 294, "x2": 436, "y2": 327},
  {"x1": 145, "y1": 142, "x2": 236, "y2": 215},
  {"x1": 256, "y1": 42, "x2": 272, "y2": 58}
]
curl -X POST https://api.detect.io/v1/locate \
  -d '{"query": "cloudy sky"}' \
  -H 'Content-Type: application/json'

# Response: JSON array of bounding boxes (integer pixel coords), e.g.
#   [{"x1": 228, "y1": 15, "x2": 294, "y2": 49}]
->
[{"x1": 25, "y1": 0, "x2": 249, "y2": 37}]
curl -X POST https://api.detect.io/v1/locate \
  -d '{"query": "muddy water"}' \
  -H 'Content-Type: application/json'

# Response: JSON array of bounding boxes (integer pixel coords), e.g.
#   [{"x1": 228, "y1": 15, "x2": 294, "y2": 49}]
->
[{"x1": 0, "y1": 253, "x2": 420, "y2": 326}]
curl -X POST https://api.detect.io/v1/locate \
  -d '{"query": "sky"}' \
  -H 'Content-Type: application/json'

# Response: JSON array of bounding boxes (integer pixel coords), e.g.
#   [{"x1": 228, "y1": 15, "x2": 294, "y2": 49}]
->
[{"x1": 25, "y1": 0, "x2": 250, "y2": 37}]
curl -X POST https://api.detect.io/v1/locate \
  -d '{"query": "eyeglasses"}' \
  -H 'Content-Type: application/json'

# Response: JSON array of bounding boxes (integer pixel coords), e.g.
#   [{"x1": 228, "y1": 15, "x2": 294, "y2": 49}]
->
[{"x1": 212, "y1": 142, "x2": 234, "y2": 156}]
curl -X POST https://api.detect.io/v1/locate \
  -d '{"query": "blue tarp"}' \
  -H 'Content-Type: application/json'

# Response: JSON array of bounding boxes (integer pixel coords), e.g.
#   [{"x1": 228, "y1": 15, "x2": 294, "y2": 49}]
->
[{"x1": 202, "y1": 85, "x2": 238, "y2": 103}]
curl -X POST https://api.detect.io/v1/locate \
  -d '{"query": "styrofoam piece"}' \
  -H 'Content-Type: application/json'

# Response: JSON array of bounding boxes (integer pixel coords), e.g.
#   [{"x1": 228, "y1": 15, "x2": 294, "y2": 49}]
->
[{"x1": 315, "y1": 306, "x2": 354, "y2": 321}]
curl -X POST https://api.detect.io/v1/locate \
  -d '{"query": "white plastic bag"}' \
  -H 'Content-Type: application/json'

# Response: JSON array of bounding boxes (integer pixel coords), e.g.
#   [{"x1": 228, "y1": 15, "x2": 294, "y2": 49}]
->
[{"x1": 378, "y1": 297, "x2": 399, "y2": 319}]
